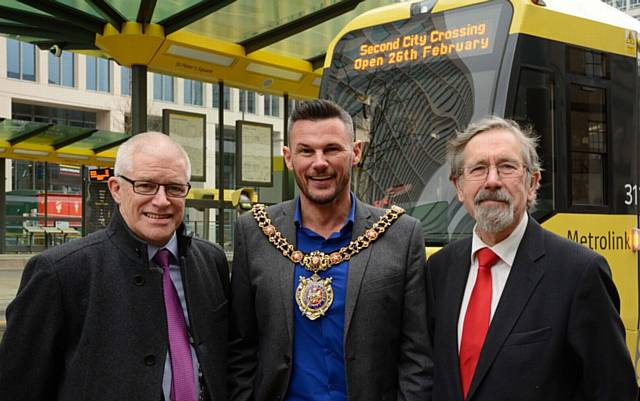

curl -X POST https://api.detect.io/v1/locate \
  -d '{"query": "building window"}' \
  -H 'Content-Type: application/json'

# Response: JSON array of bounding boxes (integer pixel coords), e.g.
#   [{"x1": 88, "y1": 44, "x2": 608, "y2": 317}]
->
[
  {"x1": 239, "y1": 90, "x2": 256, "y2": 113},
  {"x1": 184, "y1": 79, "x2": 203, "y2": 105},
  {"x1": 12, "y1": 103, "x2": 96, "y2": 128},
  {"x1": 288, "y1": 98, "x2": 300, "y2": 114},
  {"x1": 48, "y1": 51, "x2": 74, "y2": 87},
  {"x1": 153, "y1": 73, "x2": 174, "y2": 102},
  {"x1": 7, "y1": 38, "x2": 36, "y2": 81},
  {"x1": 264, "y1": 95, "x2": 280, "y2": 117},
  {"x1": 86, "y1": 56, "x2": 111, "y2": 92},
  {"x1": 121, "y1": 66, "x2": 131, "y2": 96},
  {"x1": 212, "y1": 85, "x2": 231, "y2": 110}
]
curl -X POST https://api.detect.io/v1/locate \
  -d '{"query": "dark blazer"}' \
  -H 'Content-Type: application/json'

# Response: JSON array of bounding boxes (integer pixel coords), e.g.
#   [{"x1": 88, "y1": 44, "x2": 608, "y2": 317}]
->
[
  {"x1": 0, "y1": 209, "x2": 230, "y2": 401},
  {"x1": 425, "y1": 216, "x2": 637, "y2": 401},
  {"x1": 228, "y1": 198, "x2": 432, "y2": 401}
]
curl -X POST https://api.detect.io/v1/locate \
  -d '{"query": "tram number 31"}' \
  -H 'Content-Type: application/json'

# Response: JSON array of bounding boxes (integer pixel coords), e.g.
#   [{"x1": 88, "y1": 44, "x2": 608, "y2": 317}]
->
[{"x1": 625, "y1": 184, "x2": 640, "y2": 205}]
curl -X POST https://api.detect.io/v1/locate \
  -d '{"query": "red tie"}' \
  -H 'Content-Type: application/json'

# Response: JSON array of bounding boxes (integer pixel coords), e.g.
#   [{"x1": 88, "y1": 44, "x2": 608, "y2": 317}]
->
[{"x1": 459, "y1": 247, "x2": 499, "y2": 399}]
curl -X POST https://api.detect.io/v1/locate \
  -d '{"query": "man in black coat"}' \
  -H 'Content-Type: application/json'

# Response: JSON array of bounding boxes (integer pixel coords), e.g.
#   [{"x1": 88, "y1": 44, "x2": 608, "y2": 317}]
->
[{"x1": 0, "y1": 132, "x2": 229, "y2": 401}]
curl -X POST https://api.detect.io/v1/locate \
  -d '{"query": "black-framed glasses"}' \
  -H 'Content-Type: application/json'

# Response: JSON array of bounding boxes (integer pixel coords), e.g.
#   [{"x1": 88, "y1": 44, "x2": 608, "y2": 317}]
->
[
  {"x1": 461, "y1": 162, "x2": 527, "y2": 181},
  {"x1": 119, "y1": 175, "x2": 191, "y2": 198}
]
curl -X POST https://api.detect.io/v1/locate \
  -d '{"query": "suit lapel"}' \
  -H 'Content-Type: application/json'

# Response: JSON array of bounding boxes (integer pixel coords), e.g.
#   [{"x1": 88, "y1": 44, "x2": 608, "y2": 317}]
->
[
  {"x1": 272, "y1": 201, "x2": 297, "y2": 342},
  {"x1": 467, "y1": 217, "x2": 545, "y2": 400},
  {"x1": 443, "y1": 239, "x2": 473, "y2": 401},
  {"x1": 344, "y1": 200, "x2": 374, "y2": 339}
]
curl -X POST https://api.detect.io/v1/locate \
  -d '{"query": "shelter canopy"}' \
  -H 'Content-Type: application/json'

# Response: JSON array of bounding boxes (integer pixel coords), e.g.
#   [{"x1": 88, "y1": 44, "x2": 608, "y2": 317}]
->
[{"x1": 0, "y1": 0, "x2": 398, "y2": 99}]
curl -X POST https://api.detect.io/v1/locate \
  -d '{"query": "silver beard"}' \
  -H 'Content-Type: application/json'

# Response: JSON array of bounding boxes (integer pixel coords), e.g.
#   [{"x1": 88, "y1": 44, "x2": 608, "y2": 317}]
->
[{"x1": 474, "y1": 188, "x2": 514, "y2": 233}]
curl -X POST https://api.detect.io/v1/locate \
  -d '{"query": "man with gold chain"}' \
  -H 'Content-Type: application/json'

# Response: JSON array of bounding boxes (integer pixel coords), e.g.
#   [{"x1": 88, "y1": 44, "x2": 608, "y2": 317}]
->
[{"x1": 228, "y1": 99, "x2": 432, "y2": 401}]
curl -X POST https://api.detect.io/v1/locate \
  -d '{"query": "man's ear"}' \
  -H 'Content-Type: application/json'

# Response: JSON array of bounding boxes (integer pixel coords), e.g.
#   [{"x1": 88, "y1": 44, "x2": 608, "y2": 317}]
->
[
  {"x1": 107, "y1": 176, "x2": 122, "y2": 204},
  {"x1": 283, "y1": 145, "x2": 293, "y2": 170},
  {"x1": 352, "y1": 140, "x2": 363, "y2": 166},
  {"x1": 527, "y1": 170, "x2": 541, "y2": 203},
  {"x1": 452, "y1": 176, "x2": 465, "y2": 203}
]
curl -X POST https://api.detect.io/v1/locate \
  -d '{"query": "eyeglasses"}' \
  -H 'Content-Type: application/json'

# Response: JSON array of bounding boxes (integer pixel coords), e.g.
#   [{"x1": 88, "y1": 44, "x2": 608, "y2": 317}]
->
[
  {"x1": 461, "y1": 162, "x2": 527, "y2": 181},
  {"x1": 119, "y1": 175, "x2": 191, "y2": 198}
]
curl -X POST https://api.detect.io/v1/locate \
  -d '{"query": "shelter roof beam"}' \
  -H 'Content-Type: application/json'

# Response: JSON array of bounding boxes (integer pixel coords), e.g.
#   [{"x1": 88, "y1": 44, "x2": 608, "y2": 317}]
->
[
  {"x1": 88, "y1": 0, "x2": 127, "y2": 32},
  {"x1": 93, "y1": 137, "x2": 130, "y2": 154},
  {"x1": 17, "y1": 0, "x2": 105, "y2": 34},
  {"x1": 52, "y1": 129, "x2": 99, "y2": 150},
  {"x1": 0, "y1": 5, "x2": 95, "y2": 42},
  {"x1": 137, "y1": 0, "x2": 157, "y2": 25},
  {"x1": 307, "y1": 54, "x2": 326, "y2": 71},
  {"x1": 9, "y1": 124, "x2": 52, "y2": 146},
  {"x1": 0, "y1": 23, "x2": 92, "y2": 44},
  {"x1": 33, "y1": 40, "x2": 98, "y2": 51}
]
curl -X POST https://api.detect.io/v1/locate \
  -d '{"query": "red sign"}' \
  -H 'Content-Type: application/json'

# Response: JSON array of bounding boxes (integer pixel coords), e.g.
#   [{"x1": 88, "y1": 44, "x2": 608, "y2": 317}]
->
[{"x1": 37, "y1": 193, "x2": 82, "y2": 227}]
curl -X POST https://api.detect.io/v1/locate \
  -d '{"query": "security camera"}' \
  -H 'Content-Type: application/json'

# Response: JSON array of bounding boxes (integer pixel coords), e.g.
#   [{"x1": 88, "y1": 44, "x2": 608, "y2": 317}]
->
[{"x1": 49, "y1": 45, "x2": 62, "y2": 57}]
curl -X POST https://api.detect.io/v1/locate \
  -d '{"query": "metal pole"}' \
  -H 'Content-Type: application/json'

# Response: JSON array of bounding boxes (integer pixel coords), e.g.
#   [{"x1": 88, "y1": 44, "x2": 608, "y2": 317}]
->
[
  {"x1": 0, "y1": 160, "x2": 5, "y2": 253},
  {"x1": 81, "y1": 166, "x2": 87, "y2": 237},
  {"x1": 131, "y1": 65, "x2": 147, "y2": 134},
  {"x1": 283, "y1": 94, "x2": 290, "y2": 201},
  {"x1": 217, "y1": 81, "x2": 225, "y2": 247}
]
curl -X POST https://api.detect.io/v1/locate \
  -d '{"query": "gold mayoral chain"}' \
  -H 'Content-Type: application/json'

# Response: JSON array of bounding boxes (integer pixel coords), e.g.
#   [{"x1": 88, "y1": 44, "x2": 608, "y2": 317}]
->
[{"x1": 251, "y1": 203, "x2": 405, "y2": 321}]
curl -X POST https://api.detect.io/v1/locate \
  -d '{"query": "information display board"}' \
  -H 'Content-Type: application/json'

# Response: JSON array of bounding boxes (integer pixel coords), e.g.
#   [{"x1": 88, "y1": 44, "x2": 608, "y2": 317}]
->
[
  {"x1": 236, "y1": 120, "x2": 273, "y2": 187},
  {"x1": 163, "y1": 109, "x2": 206, "y2": 181}
]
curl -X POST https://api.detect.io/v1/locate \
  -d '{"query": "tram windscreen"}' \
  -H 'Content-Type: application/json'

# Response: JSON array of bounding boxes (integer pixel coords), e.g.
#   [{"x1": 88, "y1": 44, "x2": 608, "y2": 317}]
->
[{"x1": 321, "y1": 0, "x2": 513, "y2": 244}]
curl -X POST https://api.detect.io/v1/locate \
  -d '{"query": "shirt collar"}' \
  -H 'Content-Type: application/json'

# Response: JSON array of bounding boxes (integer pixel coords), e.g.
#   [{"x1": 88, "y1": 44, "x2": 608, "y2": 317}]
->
[
  {"x1": 294, "y1": 192, "x2": 356, "y2": 232},
  {"x1": 147, "y1": 232, "x2": 179, "y2": 262},
  {"x1": 471, "y1": 213, "x2": 528, "y2": 267}
]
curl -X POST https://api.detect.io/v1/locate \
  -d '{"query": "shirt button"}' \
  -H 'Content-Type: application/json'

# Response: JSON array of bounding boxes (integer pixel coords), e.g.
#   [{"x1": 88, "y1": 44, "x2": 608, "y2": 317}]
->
[
  {"x1": 133, "y1": 275, "x2": 145, "y2": 286},
  {"x1": 143, "y1": 354, "x2": 155, "y2": 366}
]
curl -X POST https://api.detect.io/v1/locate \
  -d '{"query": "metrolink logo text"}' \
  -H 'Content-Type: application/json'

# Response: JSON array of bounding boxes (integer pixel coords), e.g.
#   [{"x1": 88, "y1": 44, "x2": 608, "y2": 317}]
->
[{"x1": 567, "y1": 230, "x2": 631, "y2": 251}]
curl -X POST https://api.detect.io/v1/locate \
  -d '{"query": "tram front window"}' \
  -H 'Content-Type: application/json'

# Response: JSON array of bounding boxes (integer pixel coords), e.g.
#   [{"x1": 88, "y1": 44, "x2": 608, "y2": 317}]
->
[{"x1": 321, "y1": 1, "x2": 513, "y2": 244}]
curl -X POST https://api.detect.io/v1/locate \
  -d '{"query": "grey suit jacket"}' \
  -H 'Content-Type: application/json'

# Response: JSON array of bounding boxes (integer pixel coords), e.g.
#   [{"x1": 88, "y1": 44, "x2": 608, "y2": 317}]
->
[
  {"x1": 228, "y1": 198, "x2": 432, "y2": 401},
  {"x1": 426, "y1": 216, "x2": 637, "y2": 401}
]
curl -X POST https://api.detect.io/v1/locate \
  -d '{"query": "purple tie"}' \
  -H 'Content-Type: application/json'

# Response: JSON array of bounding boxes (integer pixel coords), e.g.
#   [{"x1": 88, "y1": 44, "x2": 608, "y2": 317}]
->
[{"x1": 154, "y1": 249, "x2": 197, "y2": 401}]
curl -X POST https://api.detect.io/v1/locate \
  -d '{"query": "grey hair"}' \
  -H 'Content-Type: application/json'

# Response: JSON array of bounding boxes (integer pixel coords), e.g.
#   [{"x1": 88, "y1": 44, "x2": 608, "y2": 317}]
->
[
  {"x1": 287, "y1": 99, "x2": 354, "y2": 143},
  {"x1": 447, "y1": 116, "x2": 541, "y2": 208},
  {"x1": 114, "y1": 132, "x2": 191, "y2": 180},
  {"x1": 447, "y1": 116, "x2": 541, "y2": 178}
]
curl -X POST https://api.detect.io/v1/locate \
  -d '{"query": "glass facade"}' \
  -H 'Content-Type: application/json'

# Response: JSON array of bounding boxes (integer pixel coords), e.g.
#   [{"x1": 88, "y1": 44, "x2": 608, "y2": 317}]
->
[
  {"x1": 121, "y1": 66, "x2": 131, "y2": 96},
  {"x1": 212, "y1": 85, "x2": 231, "y2": 110},
  {"x1": 153, "y1": 73, "x2": 174, "y2": 101},
  {"x1": 48, "y1": 51, "x2": 74, "y2": 87},
  {"x1": 239, "y1": 89, "x2": 256, "y2": 113},
  {"x1": 7, "y1": 38, "x2": 36, "y2": 81},
  {"x1": 184, "y1": 79, "x2": 203, "y2": 105},
  {"x1": 86, "y1": 56, "x2": 111, "y2": 92},
  {"x1": 264, "y1": 94, "x2": 280, "y2": 117}
]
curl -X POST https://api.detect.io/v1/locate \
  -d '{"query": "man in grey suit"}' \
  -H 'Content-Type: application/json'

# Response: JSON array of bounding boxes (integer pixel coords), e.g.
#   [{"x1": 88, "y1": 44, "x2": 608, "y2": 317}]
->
[
  {"x1": 426, "y1": 116, "x2": 637, "y2": 400},
  {"x1": 228, "y1": 99, "x2": 432, "y2": 401},
  {"x1": 0, "y1": 132, "x2": 229, "y2": 401}
]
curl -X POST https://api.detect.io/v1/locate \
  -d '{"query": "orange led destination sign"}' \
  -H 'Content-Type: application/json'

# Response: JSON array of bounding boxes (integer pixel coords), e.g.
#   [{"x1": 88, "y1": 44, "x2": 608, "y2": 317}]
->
[
  {"x1": 89, "y1": 167, "x2": 114, "y2": 182},
  {"x1": 354, "y1": 22, "x2": 491, "y2": 71}
]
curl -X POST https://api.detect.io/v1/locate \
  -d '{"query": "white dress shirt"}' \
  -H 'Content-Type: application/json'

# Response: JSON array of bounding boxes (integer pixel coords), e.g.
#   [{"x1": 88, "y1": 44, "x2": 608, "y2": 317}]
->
[{"x1": 457, "y1": 213, "x2": 529, "y2": 349}]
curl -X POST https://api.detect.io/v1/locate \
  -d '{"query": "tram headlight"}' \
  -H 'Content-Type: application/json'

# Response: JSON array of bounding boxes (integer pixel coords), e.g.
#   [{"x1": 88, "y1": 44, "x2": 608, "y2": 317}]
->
[{"x1": 630, "y1": 228, "x2": 640, "y2": 252}]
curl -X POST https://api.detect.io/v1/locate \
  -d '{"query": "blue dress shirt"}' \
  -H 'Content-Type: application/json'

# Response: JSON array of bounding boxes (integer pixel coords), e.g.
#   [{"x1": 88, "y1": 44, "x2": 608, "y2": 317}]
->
[{"x1": 285, "y1": 195, "x2": 355, "y2": 401}]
